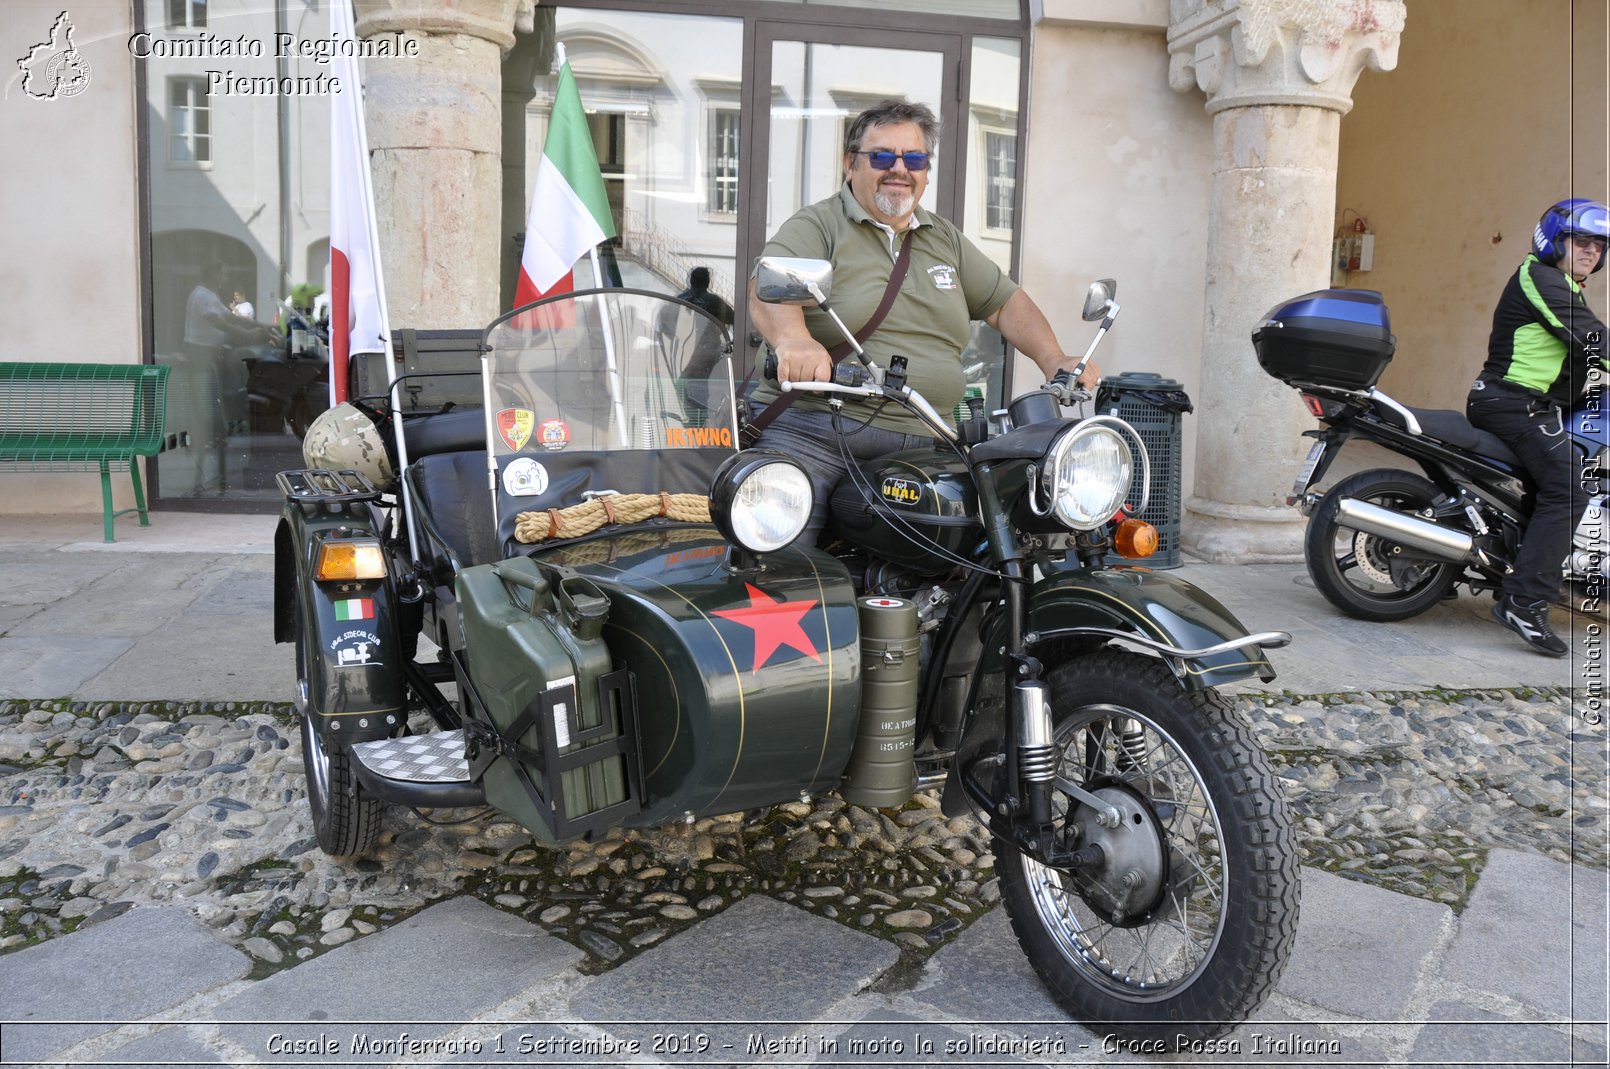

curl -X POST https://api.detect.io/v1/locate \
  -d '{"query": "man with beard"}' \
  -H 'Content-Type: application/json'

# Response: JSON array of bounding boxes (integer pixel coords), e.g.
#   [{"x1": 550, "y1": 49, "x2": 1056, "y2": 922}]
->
[{"x1": 747, "y1": 100, "x2": 1097, "y2": 543}]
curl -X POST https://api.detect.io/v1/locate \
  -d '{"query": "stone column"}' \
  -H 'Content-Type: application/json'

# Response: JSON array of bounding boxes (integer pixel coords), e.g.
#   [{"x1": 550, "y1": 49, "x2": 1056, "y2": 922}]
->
[
  {"x1": 1168, "y1": 0, "x2": 1404, "y2": 561},
  {"x1": 356, "y1": 0, "x2": 536, "y2": 329}
]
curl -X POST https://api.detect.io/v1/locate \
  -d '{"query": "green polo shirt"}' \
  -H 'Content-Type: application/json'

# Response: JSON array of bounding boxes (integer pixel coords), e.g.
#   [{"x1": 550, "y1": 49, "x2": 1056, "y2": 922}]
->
[{"x1": 751, "y1": 184, "x2": 1019, "y2": 435}]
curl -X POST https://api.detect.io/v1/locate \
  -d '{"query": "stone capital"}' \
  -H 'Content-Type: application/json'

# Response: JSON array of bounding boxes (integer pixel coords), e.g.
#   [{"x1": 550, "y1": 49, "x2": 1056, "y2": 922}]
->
[
  {"x1": 1167, "y1": 0, "x2": 1404, "y2": 115},
  {"x1": 356, "y1": 0, "x2": 536, "y2": 54}
]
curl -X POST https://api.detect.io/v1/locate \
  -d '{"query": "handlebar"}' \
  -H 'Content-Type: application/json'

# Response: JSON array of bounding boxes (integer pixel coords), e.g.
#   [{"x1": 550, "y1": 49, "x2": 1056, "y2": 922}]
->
[
  {"x1": 1043, "y1": 370, "x2": 1090, "y2": 407},
  {"x1": 778, "y1": 371, "x2": 959, "y2": 442}
]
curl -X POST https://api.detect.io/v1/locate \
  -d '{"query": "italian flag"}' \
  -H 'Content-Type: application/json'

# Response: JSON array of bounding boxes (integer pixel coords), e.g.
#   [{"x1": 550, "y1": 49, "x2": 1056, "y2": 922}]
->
[
  {"x1": 514, "y1": 45, "x2": 616, "y2": 313},
  {"x1": 334, "y1": 598, "x2": 375, "y2": 621},
  {"x1": 327, "y1": 0, "x2": 389, "y2": 405}
]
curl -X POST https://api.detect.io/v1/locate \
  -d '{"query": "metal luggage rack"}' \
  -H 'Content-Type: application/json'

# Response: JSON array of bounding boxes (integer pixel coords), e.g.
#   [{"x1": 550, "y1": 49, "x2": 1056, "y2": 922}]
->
[{"x1": 275, "y1": 468, "x2": 383, "y2": 504}]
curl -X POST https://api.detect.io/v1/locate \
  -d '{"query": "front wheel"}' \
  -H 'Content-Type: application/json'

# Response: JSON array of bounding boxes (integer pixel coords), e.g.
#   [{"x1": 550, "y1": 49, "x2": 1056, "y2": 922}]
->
[
  {"x1": 1305, "y1": 468, "x2": 1461, "y2": 621},
  {"x1": 993, "y1": 651, "x2": 1299, "y2": 1039}
]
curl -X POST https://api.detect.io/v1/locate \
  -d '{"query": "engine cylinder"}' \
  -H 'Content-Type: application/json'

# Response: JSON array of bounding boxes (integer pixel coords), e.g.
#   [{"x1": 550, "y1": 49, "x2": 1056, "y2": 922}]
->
[{"x1": 839, "y1": 596, "x2": 921, "y2": 808}]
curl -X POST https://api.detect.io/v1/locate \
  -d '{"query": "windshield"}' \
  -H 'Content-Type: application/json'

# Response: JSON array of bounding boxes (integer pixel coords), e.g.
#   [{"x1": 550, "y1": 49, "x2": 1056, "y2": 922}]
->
[{"x1": 483, "y1": 289, "x2": 737, "y2": 456}]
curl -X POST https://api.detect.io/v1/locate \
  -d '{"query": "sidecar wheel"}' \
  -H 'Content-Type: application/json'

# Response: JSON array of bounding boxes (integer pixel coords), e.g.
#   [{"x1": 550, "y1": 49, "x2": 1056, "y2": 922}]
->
[
  {"x1": 1305, "y1": 469, "x2": 1460, "y2": 621},
  {"x1": 992, "y1": 651, "x2": 1298, "y2": 1040},
  {"x1": 296, "y1": 626, "x2": 382, "y2": 858}
]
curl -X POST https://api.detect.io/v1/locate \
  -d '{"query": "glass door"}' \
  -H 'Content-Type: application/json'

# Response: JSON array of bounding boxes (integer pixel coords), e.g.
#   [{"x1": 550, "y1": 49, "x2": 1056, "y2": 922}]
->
[{"x1": 737, "y1": 25, "x2": 962, "y2": 376}]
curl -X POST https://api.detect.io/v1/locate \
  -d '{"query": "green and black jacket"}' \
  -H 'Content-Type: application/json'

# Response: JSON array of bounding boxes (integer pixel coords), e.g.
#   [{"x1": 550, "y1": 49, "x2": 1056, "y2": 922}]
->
[{"x1": 1482, "y1": 254, "x2": 1607, "y2": 405}]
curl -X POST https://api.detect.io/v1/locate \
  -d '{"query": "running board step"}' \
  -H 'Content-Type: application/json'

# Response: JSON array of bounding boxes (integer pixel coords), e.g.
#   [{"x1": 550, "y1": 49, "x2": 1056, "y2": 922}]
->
[{"x1": 350, "y1": 730, "x2": 485, "y2": 808}]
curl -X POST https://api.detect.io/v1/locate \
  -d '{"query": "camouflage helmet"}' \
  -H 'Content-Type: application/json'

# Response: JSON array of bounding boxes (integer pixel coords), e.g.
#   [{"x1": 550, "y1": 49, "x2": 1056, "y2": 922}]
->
[{"x1": 301, "y1": 403, "x2": 395, "y2": 491}]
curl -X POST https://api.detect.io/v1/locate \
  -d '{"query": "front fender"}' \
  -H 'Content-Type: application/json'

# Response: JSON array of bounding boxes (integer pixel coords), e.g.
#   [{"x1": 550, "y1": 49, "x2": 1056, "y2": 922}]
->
[
  {"x1": 275, "y1": 499, "x2": 406, "y2": 741},
  {"x1": 1019, "y1": 565, "x2": 1280, "y2": 690}
]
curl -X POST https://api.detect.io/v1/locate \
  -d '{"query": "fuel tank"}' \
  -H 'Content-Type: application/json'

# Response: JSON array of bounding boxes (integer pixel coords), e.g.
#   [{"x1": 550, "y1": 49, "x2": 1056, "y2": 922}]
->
[
  {"x1": 829, "y1": 448, "x2": 984, "y2": 575},
  {"x1": 529, "y1": 526, "x2": 862, "y2": 824}
]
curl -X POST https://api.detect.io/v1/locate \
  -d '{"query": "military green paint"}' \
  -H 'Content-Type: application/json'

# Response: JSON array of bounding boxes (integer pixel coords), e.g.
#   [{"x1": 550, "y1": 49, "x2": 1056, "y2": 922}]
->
[
  {"x1": 457, "y1": 558, "x2": 631, "y2": 843},
  {"x1": 998, "y1": 564, "x2": 1276, "y2": 690},
  {"x1": 529, "y1": 526, "x2": 863, "y2": 826},
  {"x1": 840, "y1": 596, "x2": 920, "y2": 807}
]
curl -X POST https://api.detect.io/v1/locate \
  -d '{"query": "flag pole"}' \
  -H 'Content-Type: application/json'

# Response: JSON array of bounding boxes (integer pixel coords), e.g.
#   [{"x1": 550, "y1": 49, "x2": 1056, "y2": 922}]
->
[
  {"x1": 589, "y1": 244, "x2": 631, "y2": 447},
  {"x1": 331, "y1": 0, "x2": 417, "y2": 562}
]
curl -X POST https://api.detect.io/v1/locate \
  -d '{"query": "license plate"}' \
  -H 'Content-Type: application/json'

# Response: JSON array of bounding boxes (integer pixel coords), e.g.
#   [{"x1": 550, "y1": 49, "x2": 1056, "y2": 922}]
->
[{"x1": 1291, "y1": 441, "x2": 1326, "y2": 496}]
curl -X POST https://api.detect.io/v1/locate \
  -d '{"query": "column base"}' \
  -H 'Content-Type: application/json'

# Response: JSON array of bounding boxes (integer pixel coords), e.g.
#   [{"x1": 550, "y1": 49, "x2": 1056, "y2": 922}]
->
[{"x1": 1182, "y1": 496, "x2": 1307, "y2": 563}]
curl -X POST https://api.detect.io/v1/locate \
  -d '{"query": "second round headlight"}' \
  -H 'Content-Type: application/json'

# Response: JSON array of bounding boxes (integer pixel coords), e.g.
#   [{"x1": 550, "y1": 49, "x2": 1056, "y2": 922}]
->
[
  {"x1": 709, "y1": 451, "x2": 815, "y2": 553},
  {"x1": 1042, "y1": 423, "x2": 1133, "y2": 530}
]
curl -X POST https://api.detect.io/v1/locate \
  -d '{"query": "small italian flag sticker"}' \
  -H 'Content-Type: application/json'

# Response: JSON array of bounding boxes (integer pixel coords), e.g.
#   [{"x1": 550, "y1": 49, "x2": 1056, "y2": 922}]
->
[{"x1": 333, "y1": 598, "x2": 375, "y2": 621}]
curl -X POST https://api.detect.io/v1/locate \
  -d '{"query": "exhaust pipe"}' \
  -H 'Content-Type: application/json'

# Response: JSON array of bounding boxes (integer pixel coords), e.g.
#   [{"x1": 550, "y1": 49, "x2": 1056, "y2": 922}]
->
[{"x1": 1335, "y1": 498, "x2": 1474, "y2": 563}]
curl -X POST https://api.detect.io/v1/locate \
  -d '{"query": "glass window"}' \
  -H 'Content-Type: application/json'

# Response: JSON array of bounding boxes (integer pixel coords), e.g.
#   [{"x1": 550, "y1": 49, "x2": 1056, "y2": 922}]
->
[
  {"x1": 959, "y1": 36, "x2": 1022, "y2": 412},
  {"x1": 145, "y1": 2, "x2": 329, "y2": 504},
  {"x1": 167, "y1": 0, "x2": 206, "y2": 29},
  {"x1": 167, "y1": 77, "x2": 210, "y2": 164},
  {"x1": 770, "y1": 0, "x2": 1020, "y2": 19},
  {"x1": 984, "y1": 128, "x2": 1015, "y2": 231},
  {"x1": 707, "y1": 107, "x2": 740, "y2": 216},
  {"x1": 535, "y1": 9, "x2": 744, "y2": 310}
]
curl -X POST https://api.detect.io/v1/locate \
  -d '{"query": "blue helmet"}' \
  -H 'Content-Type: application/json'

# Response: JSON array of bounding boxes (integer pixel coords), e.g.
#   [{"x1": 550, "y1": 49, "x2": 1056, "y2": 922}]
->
[{"x1": 1533, "y1": 197, "x2": 1610, "y2": 272}]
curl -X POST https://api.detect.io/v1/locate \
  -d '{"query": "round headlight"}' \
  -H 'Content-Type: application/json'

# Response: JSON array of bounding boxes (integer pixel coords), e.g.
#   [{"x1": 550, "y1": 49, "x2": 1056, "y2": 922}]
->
[
  {"x1": 1042, "y1": 423, "x2": 1133, "y2": 530},
  {"x1": 709, "y1": 451, "x2": 814, "y2": 553}
]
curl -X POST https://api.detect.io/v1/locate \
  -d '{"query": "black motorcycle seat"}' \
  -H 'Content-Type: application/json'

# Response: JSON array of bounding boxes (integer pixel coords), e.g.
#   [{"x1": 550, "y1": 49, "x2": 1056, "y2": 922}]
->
[
  {"x1": 1385, "y1": 405, "x2": 1522, "y2": 469},
  {"x1": 403, "y1": 407, "x2": 486, "y2": 458},
  {"x1": 407, "y1": 450, "x2": 499, "y2": 571}
]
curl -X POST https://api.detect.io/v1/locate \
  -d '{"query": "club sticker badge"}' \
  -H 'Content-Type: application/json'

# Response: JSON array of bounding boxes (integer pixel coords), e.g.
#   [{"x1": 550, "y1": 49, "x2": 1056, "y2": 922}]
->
[
  {"x1": 329, "y1": 629, "x2": 382, "y2": 668},
  {"x1": 927, "y1": 264, "x2": 958, "y2": 291},
  {"x1": 538, "y1": 418, "x2": 570, "y2": 451},
  {"x1": 497, "y1": 408, "x2": 535, "y2": 451},
  {"x1": 502, "y1": 456, "x2": 549, "y2": 497}
]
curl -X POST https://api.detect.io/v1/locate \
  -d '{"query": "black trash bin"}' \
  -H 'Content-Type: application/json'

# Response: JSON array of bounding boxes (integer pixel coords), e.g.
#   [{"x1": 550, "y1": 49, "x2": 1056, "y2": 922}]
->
[{"x1": 1095, "y1": 372, "x2": 1192, "y2": 568}]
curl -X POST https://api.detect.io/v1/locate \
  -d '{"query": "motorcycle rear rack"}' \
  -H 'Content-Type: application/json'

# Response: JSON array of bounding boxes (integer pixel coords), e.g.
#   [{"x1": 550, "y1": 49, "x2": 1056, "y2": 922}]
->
[{"x1": 277, "y1": 467, "x2": 383, "y2": 504}]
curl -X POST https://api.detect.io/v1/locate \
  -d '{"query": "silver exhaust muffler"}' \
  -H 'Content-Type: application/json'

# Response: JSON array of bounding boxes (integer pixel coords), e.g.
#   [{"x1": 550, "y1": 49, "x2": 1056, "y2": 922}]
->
[{"x1": 1335, "y1": 498, "x2": 1474, "y2": 563}]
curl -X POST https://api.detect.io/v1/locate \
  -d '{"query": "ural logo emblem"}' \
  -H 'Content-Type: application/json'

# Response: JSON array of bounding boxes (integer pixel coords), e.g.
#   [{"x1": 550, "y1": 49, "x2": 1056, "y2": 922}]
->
[
  {"x1": 16, "y1": 12, "x2": 90, "y2": 101},
  {"x1": 881, "y1": 477, "x2": 921, "y2": 507}
]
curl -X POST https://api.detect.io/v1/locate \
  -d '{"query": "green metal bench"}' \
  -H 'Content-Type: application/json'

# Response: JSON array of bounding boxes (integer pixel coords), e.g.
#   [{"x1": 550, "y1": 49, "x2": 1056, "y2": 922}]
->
[{"x1": 0, "y1": 363, "x2": 171, "y2": 542}]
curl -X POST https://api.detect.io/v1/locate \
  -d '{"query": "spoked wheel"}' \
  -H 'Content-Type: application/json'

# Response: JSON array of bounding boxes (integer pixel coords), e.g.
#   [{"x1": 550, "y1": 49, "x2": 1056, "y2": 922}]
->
[
  {"x1": 1305, "y1": 468, "x2": 1460, "y2": 621},
  {"x1": 296, "y1": 621, "x2": 382, "y2": 857},
  {"x1": 993, "y1": 651, "x2": 1299, "y2": 1039}
]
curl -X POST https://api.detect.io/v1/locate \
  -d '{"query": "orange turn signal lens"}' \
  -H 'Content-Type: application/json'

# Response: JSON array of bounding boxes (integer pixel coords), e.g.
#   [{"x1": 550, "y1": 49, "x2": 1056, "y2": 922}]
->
[
  {"x1": 314, "y1": 540, "x2": 386, "y2": 581},
  {"x1": 1112, "y1": 518, "x2": 1159, "y2": 559}
]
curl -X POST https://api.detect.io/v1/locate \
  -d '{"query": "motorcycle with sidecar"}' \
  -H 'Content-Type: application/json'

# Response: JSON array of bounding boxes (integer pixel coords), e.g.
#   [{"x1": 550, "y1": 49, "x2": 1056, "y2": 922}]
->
[{"x1": 274, "y1": 265, "x2": 1298, "y2": 1037}]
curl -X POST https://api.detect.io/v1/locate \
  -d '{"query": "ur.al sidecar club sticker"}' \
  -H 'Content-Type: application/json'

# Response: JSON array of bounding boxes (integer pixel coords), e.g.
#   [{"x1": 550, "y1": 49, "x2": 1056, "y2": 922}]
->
[
  {"x1": 502, "y1": 456, "x2": 550, "y2": 497},
  {"x1": 538, "y1": 418, "x2": 570, "y2": 451},
  {"x1": 880, "y1": 476, "x2": 922, "y2": 507},
  {"x1": 329, "y1": 629, "x2": 382, "y2": 668},
  {"x1": 497, "y1": 407, "x2": 535, "y2": 451}
]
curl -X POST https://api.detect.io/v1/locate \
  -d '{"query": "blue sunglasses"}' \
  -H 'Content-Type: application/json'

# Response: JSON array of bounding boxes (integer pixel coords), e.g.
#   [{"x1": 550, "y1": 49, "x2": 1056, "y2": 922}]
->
[{"x1": 855, "y1": 150, "x2": 931, "y2": 172}]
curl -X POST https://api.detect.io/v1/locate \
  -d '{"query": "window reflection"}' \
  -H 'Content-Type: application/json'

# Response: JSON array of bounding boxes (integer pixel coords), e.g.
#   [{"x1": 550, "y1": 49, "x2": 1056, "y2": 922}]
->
[
  {"x1": 960, "y1": 35, "x2": 1022, "y2": 413},
  {"x1": 536, "y1": 10, "x2": 744, "y2": 309}
]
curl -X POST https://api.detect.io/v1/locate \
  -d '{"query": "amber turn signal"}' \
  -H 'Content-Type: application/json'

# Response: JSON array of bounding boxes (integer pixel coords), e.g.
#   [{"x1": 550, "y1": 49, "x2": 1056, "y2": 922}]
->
[
  {"x1": 1112, "y1": 518, "x2": 1159, "y2": 559},
  {"x1": 314, "y1": 540, "x2": 386, "y2": 581}
]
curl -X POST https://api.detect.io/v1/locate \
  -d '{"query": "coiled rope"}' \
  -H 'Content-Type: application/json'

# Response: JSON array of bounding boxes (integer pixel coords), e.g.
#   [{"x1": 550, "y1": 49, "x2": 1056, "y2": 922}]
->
[{"x1": 514, "y1": 491, "x2": 711, "y2": 544}]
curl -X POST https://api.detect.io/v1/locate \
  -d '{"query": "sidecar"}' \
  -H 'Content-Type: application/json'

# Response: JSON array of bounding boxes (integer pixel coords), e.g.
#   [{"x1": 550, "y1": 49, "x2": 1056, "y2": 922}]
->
[{"x1": 274, "y1": 290, "x2": 900, "y2": 857}]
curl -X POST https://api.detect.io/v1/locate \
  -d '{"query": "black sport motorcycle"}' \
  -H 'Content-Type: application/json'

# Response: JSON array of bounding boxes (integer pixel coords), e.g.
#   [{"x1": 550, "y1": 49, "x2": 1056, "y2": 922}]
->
[{"x1": 1256, "y1": 287, "x2": 1609, "y2": 620}]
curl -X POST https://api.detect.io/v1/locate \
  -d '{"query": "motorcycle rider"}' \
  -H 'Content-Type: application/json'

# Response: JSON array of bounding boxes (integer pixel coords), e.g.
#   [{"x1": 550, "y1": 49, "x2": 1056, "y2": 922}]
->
[
  {"x1": 1468, "y1": 197, "x2": 1609, "y2": 656},
  {"x1": 747, "y1": 99, "x2": 1099, "y2": 542}
]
